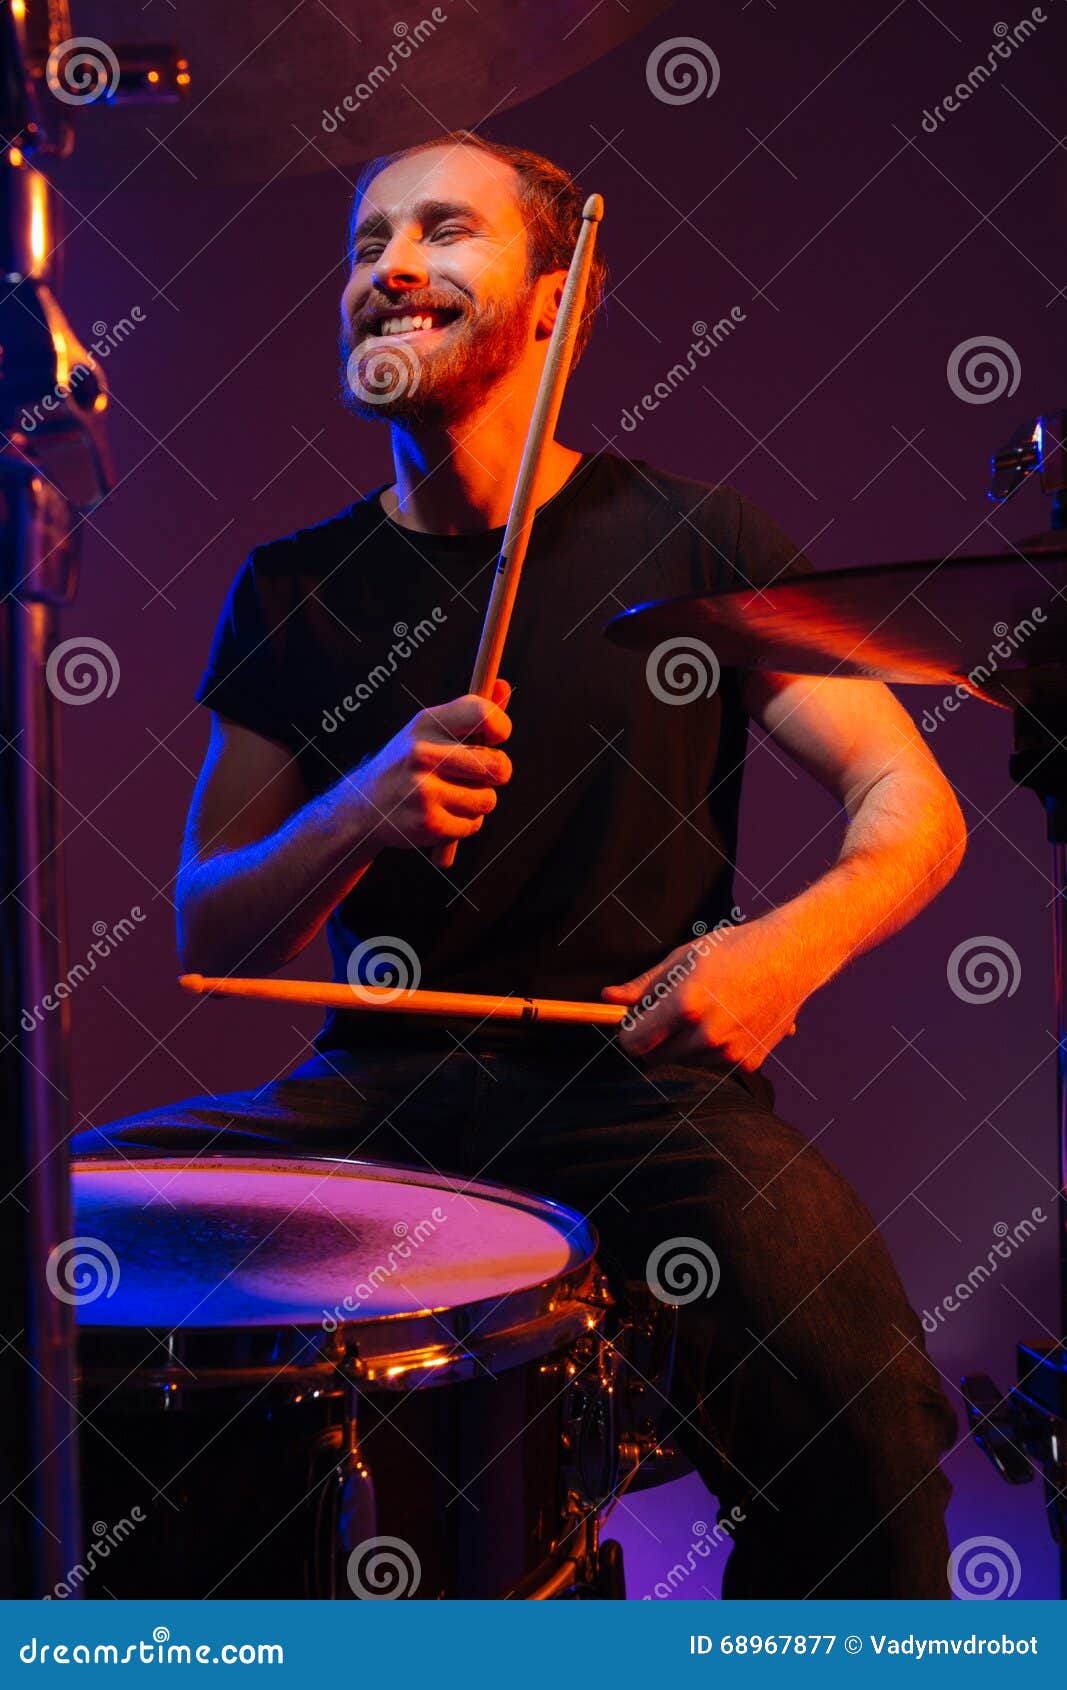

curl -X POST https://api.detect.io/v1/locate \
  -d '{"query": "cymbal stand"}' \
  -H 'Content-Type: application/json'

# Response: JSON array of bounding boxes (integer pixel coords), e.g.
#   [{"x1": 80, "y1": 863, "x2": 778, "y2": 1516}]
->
[{"x1": 963, "y1": 419, "x2": 1067, "y2": 1595}]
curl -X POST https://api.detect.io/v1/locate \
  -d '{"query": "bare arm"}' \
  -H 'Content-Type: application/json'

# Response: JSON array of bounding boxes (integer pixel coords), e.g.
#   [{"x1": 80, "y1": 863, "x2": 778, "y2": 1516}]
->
[
  {"x1": 176, "y1": 716, "x2": 375, "y2": 977},
  {"x1": 605, "y1": 673, "x2": 967, "y2": 1067},
  {"x1": 177, "y1": 686, "x2": 512, "y2": 977},
  {"x1": 734, "y1": 670, "x2": 968, "y2": 984}
]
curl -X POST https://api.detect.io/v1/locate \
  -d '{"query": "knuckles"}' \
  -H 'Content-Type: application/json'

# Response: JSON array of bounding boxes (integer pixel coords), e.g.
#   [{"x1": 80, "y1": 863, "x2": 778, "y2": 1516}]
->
[
  {"x1": 464, "y1": 698, "x2": 512, "y2": 742},
  {"x1": 407, "y1": 741, "x2": 512, "y2": 785},
  {"x1": 410, "y1": 739, "x2": 438, "y2": 772},
  {"x1": 413, "y1": 787, "x2": 436, "y2": 824}
]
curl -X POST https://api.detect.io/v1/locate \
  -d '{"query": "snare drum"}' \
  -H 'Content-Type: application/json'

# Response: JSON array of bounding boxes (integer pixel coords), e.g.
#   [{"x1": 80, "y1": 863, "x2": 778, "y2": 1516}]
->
[{"x1": 71, "y1": 1156, "x2": 619, "y2": 1599}]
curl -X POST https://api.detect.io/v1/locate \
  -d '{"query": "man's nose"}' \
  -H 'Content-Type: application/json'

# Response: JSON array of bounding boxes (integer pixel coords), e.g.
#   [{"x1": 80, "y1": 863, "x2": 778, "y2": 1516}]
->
[{"x1": 372, "y1": 234, "x2": 428, "y2": 294}]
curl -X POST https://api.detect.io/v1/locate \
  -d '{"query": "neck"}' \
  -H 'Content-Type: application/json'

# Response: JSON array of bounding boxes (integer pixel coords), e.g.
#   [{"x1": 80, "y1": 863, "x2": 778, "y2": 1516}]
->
[{"x1": 380, "y1": 387, "x2": 582, "y2": 535}]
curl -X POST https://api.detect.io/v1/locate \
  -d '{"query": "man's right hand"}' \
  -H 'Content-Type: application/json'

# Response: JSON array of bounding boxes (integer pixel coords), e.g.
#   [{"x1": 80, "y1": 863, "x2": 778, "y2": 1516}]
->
[{"x1": 355, "y1": 680, "x2": 513, "y2": 850}]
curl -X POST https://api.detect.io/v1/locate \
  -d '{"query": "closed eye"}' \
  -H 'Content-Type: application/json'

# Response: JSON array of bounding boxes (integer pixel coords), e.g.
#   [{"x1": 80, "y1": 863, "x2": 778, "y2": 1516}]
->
[{"x1": 355, "y1": 224, "x2": 472, "y2": 263}]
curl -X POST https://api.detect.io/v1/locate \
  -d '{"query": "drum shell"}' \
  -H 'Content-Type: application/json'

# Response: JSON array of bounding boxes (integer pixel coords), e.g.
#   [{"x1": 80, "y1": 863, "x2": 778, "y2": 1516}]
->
[{"x1": 77, "y1": 1327, "x2": 601, "y2": 1598}]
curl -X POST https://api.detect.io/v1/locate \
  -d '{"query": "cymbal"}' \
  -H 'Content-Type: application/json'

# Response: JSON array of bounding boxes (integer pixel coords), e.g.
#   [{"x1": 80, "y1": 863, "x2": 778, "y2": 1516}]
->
[
  {"x1": 54, "y1": 0, "x2": 674, "y2": 185},
  {"x1": 604, "y1": 549, "x2": 1067, "y2": 692}
]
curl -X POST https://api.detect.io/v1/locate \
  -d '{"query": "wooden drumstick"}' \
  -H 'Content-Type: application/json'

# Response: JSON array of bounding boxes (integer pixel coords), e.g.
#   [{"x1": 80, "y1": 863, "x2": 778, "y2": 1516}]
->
[
  {"x1": 180, "y1": 975, "x2": 799, "y2": 1044},
  {"x1": 179, "y1": 973, "x2": 625, "y2": 1027},
  {"x1": 434, "y1": 192, "x2": 605, "y2": 870}
]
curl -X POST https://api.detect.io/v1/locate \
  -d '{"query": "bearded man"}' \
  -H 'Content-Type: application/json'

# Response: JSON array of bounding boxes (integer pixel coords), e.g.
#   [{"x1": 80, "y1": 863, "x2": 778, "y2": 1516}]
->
[{"x1": 80, "y1": 130, "x2": 966, "y2": 1598}]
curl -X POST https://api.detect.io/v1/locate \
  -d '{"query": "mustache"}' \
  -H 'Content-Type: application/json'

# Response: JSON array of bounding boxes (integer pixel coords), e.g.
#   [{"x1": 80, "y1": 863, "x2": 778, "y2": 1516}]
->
[{"x1": 350, "y1": 292, "x2": 472, "y2": 338}]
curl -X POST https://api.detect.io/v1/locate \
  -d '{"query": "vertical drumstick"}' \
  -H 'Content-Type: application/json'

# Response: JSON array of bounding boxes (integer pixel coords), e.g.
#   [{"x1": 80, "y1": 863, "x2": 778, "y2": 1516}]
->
[{"x1": 433, "y1": 193, "x2": 605, "y2": 869}]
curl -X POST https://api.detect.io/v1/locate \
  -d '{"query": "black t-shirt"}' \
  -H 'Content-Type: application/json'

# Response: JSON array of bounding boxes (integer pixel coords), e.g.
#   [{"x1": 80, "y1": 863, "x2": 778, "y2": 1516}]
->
[{"x1": 195, "y1": 451, "x2": 813, "y2": 1053}]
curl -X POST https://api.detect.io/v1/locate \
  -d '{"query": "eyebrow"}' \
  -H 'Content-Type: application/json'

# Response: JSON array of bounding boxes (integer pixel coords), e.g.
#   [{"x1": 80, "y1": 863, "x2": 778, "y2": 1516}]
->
[{"x1": 352, "y1": 198, "x2": 487, "y2": 245}]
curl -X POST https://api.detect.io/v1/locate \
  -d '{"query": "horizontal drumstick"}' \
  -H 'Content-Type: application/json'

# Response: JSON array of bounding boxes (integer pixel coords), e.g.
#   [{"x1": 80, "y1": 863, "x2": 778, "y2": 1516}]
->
[{"x1": 179, "y1": 974, "x2": 626, "y2": 1027}]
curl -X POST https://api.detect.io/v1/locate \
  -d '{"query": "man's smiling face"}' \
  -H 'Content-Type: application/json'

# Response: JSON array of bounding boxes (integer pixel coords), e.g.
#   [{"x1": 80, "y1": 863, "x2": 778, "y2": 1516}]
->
[{"x1": 340, "y1": 144, "x2": 549, "y2": 425}]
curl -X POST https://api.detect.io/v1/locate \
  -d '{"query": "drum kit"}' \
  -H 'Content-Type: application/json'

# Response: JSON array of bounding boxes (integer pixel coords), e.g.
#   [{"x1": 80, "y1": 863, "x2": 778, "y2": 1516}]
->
[{"x1": 1, "y1": 0, "x2": 1064, "y2": 1602}]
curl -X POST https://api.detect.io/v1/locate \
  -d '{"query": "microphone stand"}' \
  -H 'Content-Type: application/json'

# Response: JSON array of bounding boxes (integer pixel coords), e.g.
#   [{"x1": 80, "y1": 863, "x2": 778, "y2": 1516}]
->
[{"x1": 0, "y1": 0, "x2": 112, "y2": 1596}]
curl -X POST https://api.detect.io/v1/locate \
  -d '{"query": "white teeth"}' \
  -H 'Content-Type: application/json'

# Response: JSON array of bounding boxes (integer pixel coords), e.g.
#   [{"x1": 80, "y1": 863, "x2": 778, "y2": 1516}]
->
[{"x1": 377, "y1": 313, "x2": 443, "y2": 336}]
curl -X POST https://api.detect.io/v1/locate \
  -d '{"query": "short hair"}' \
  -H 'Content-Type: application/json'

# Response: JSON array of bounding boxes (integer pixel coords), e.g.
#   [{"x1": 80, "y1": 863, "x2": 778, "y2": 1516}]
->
[{"x1": 348, "y1": 130, "x2": 607, "y2": 361}]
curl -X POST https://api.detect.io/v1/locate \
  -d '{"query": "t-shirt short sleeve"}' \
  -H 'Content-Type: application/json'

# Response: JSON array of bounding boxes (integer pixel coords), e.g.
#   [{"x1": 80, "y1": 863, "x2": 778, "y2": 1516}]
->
[
  {"x1": 730, "y1": 492, "x2": 816, "y2": 591},
  {"x1": 194, "y1": 552, "x2": 296, "y2": 748}
]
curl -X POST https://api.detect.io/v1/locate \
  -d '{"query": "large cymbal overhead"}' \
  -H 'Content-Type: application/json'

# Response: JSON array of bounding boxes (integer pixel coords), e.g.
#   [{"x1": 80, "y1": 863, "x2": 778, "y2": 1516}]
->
[
  {"x1": 604, "y1": 550, "x2": 1067, "y2": 691},
  {"x1": 53, "y1": 0, "x2": 675, "y2": 186}
]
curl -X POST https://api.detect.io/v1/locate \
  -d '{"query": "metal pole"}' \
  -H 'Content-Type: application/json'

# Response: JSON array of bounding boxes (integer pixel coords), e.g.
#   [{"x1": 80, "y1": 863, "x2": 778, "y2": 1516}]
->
[
  {"x1": 0, "y1": 1, "x2": 110, "y2": 1593},
  {"x1": 12, "y1": 481, "x2": 83, "y2": 1595},
  {"x1": 1050, "y1": 829, "x2": 1067, "y2": 1601},
  {"x1": 1052, "y1": 837, "x2": 1066, "y2": 1348}
]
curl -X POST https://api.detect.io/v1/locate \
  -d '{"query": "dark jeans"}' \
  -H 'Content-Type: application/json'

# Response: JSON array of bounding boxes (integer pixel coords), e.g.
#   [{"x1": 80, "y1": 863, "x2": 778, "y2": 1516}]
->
[{"x1": 74, "y1": 1027, "x2": 958, "y2": 1598}]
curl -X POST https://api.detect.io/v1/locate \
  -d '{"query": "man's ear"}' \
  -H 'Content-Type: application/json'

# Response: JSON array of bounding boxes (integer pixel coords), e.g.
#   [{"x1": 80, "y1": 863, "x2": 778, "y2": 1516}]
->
[{"x1": 534, "y1": 271, "x2": 567, "y2": 339}]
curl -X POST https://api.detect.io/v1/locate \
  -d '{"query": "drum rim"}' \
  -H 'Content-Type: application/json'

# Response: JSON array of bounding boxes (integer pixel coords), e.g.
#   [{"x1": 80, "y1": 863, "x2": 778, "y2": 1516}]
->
[{"x1": 72, "y1": 1154, "x2": 603, "y2": 1389}]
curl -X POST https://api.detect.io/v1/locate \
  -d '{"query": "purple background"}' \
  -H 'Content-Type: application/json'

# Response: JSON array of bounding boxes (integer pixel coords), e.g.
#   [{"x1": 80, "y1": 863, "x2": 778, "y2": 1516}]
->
[{"x1": 51, "y1": 0, "x2": 1065, "y2": 1597}]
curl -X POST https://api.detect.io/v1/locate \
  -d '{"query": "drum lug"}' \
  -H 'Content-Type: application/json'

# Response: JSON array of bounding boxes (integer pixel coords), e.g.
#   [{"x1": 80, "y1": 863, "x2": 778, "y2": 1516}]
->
[
  {"x1": 608, "y1": 1281, "x2": 689, "y2": 1491},
  {"x1": 322, "y1": 1328, "x2": 350, "y2": 1371},
  {"x1": 312, "y1": 1383, "x2": 378, "y2": 1599},
  {"x1": 337, "y1": 1391, "x2": 376, "y2": 1522},
  {"x1": 335, "y1": 1454, "x2": 377, "y2": 1571},
  {"x1": 584, "y1": 1267, "x2": 615, "y2": 1311}
]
